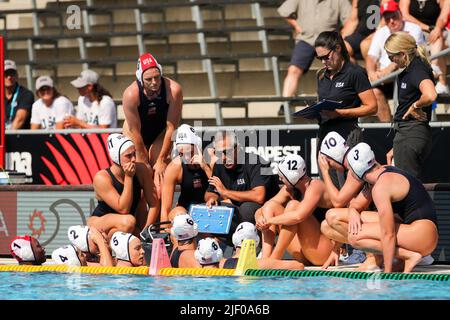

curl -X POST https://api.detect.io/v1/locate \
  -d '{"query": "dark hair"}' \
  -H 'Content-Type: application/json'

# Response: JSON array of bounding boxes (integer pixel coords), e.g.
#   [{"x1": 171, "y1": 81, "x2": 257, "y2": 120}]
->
[
  {"x1": 35, "y1": 87, "x2": 61, "y2": 99},
  {"x1": 314, "y1": 31, "x2": 350, "y2": 63},
  {"x1": 91, "y1": 83, "x2": 112, "y2": 102}
]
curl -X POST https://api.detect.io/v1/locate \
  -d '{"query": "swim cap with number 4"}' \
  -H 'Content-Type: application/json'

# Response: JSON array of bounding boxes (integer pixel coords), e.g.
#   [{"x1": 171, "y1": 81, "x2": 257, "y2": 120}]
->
[
  {"x1": 347, "y1": 142, "x2": 376, "y2": 180},
  {"x1": 320, "y1": 131, "x2": 349, "y2": 165},
  {"x1": 277, "y1": 154, "x2": 306, "y2": 186}
]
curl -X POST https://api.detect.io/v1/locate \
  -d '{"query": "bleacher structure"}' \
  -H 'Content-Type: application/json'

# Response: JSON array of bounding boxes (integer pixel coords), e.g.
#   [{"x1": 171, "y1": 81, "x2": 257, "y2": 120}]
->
[{"x1": 2, "y1": 0, "x2": 450, "y2": 126}]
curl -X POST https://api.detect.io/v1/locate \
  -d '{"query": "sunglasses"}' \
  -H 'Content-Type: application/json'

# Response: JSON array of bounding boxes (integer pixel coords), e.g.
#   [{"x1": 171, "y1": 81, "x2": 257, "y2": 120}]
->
[
  {"x1": 387, "y1": 52, "x2": 402, "y2": 62},
  {"x1": 4, "y1": 70, "x2": 17, "y2": 78},
  {"x1": 316, "y1": 49, "x2": 334, "y2": 61},
  {"x1": 215, "y1": 146, "x2": 236, "y2": 156}
]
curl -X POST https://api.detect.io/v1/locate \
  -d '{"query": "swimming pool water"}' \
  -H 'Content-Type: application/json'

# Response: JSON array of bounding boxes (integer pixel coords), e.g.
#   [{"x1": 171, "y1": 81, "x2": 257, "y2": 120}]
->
[{"x1": 1, "y1": 272, "x2": 449, "y2": 300}]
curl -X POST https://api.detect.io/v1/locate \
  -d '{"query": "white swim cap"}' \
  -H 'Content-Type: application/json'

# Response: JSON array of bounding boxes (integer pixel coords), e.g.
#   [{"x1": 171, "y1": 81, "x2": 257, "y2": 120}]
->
[
  {"x1": 10, "y1": 235, "x2": 35, "y2": 263},
  {"x1": 110, "y1": 232, "x2": 138, "y2": 262},
  {"x1": 320, "y1": 131, "x2": 349, "y2": 165},
  {"x1": 171, "y1": 213, "x2": 199, "y2": 241},
  {"x1": 175, "y1": 124, "x2": 201, "y2": 146},
  {"x1": 277, "y1": 154, "x2": 306, "y2": 186},
  {"x1": 232, "y1": 222, "x2": 260, "y2": 248},
  {"x1": 67, "y1": 225, "x2": 90, "y2": 253},
  {"x1": 194, "y1": 238, "x2": 223, "y2": 265},
  {"x1": 136, "y1": 53, "x2": 163, "y2": 84},
  {"x1": 107, "y1": 133, "x2": 135, "y2": 166},
  {"x1": 51, "y1": 245, "x2": 81, "y2": 266},
  {"x1": 347, "y1": 143, "x2": 376, "y2": 180}
]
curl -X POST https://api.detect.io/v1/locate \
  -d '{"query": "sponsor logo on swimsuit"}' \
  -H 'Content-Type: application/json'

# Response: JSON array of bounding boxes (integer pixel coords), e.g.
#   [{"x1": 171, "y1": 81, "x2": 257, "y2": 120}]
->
[
  {"x1": 236, "y1": 178, "x2": 245, "y2": 185},
  {"x1": 147, "y1": 106, "x2": 157, "y2": 116},
  {"x1": 193, "y1": 178, "x2": 202, "y2": 189},
  {"x1": 401, "y1": 82, "x2": 407, "y2": 89},
  {"x1": 335, "y1": 82, "x2": 345, "y2": 88}
]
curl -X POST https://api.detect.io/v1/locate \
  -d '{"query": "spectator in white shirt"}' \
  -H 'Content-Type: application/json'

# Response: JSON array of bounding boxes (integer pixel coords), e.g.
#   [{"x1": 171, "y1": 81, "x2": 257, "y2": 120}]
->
[
  {"x1": 30, "y1": 76, "x2": 74, "y2": 130},
  {"x1": 64, "y1": 70, "x2": 117, "y2": 129},
  {"x1": 366, "y1": 0, "x2": 425, "y2": 122}
]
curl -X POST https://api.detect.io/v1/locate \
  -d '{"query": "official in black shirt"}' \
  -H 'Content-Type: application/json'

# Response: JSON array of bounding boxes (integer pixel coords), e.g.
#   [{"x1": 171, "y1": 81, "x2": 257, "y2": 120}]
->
[
  {"x1": 4, "y1": 60, "x2": 34, "y2": 129},
  {"x1": 205, "y1": 131, "x2": 280, "y2": 228},
  {"x1": 314, "y1": 31, "x2": 377, "y2": 186},
  {"x1": 384, "y1": 31, "x2": 437, "y2": 181}
]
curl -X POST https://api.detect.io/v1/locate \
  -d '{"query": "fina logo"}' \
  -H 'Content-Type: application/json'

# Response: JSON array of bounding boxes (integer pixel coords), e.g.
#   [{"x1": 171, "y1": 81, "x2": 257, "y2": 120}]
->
[{"x1": 335, "y1": 82, "x2": 345, "y2": 88}]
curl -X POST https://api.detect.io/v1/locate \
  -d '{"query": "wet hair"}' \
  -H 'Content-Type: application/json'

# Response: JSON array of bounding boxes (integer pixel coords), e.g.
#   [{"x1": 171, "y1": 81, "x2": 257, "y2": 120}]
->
[
  {"x1": 384, "y1": 31, "x2": 430, "y2": 68},
  {"x1": 314, "y1": 31, "x2": 350, "y2": 63},
  {"x1": 91, "y1": 83, "x2": 112, "y2": 102}
]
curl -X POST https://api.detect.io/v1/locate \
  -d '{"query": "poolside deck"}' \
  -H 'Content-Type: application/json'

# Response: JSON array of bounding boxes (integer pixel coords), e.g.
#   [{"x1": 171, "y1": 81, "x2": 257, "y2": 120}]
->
[{"x1": 1, "y1": 258, "x2": 449, "y2": 274}]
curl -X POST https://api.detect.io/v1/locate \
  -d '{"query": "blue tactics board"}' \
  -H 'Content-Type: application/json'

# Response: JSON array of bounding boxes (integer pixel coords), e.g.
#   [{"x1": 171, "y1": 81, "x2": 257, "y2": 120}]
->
[{"x1": 189, "y1": 204, "x2": 234, "y2": 235}]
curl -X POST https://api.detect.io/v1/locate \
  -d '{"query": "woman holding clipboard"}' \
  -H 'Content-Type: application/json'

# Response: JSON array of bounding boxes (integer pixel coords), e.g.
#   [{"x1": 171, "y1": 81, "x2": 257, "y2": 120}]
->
[{"x1": 312, "y1": 31, "x2": 378, "y2": 186}]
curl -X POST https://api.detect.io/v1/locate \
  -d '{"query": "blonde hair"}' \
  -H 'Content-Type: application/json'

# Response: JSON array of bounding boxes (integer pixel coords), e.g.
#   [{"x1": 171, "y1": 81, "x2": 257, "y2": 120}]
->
[{"x1": 384, "y1": 31, "x2": 430, "y2": 67}]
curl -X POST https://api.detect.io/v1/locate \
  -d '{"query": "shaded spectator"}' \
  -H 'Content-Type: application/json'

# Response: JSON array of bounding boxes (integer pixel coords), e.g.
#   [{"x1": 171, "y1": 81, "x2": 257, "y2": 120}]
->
[
  {"x1": 342, "y1": 0, "x2": 381, "y2": 63},
  {"x1": 30, "y1": 76, "x2": 74, "y2": 130},
  {"x1": 277, "y1": 0, "x2": 352, "y2": 116},
  {"x1": 367, "y1": 0, "x2": 425, "y2": 122},
  {"x1": 4, "y1": 60, "x2": 34, "y2": 129},
  {"x1": 400, "y1": 0, "x2": 450, "y2": 94},
  {"x1": 65, "y1": 69, "x2": 118, "y2": 128}
]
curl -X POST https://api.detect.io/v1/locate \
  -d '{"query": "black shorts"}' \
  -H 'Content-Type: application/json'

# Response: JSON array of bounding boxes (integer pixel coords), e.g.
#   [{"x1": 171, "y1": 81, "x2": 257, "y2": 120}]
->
[
  {"x1": 290, "y1": 40, "x2": 316, "y2": 72},
  {"x1": 345, "y1": 32, "x2": 365, "y2": 56}
]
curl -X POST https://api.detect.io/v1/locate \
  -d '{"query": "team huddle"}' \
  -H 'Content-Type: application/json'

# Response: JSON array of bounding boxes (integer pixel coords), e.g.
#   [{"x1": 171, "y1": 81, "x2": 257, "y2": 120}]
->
[{"x1": 9, "y1": 126, "x2": 438, "y2": 273}]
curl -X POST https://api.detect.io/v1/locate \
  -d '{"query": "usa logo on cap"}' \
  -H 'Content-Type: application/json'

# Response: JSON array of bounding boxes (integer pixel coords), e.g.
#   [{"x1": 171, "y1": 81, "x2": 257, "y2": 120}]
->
[{"x1": 136, "y1": 53, "x2": 163, "y2": 84}]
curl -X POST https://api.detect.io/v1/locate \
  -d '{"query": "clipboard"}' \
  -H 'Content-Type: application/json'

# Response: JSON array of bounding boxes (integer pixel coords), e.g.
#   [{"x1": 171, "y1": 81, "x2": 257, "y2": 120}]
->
[
  {"x1": 292, "y1": 99, "x2": 343, "y2": 120},
  {"x1": 189, "y1": 204, "x2": 234, "y2": 235}
]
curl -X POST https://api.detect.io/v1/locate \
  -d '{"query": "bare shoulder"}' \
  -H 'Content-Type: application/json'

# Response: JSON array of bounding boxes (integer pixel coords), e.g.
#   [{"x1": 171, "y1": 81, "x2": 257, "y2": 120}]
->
[
  {"x1": 165, "y1": 77, "x2": 183, "y2": 96},
  {"x1": 93, "y1": 169, "x2": 112, "y2": 189},
  {"x1": 122, "y1": 81, "x2": 140, "y2": 104}
]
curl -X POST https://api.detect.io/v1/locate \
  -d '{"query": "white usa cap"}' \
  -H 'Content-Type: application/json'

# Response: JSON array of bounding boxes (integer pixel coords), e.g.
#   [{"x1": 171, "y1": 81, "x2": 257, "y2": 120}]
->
[
  {"x1": 71, "y1": 69, "x2": 99, "y2": 88},
  {"x1": 320, "y1": 131, "x2": 349, "y2": 165},
  {"x1": 5, "y1": 59, "x2": 17, "y2": 72},
  {"x1": 176, "y1": 124, "x2": 201, "y2": 146},
  {"x1": 347, "y1": 143, "x2": 376, "y2": 180},
  {"x1": 232, "y1": 222, "x2": 260, "y2": 248},
  {"x1": 110, "y1": 232, "x2": 138, "y2": 262},
  {"x1": 277, "y1": 154, "x2": 306, "y2": 186},
  {"x1": 194, "y1": 238, "x2": 223, "y2": 265},
  {"x1": 51, "y1": 245, "x2": 81, "y2": 266},
  {"x1": 35, "y1": 76, "x2": 54, "y2": 91},
  {"x1": 67, "y1": 225, "x2": 90, "y2": 253},
  {"x1": 107, "y1": 133, "x2": 135, "y2": 166},
  {"x1": 171, "y1": 213, "x2": 199, "y2": 241}
]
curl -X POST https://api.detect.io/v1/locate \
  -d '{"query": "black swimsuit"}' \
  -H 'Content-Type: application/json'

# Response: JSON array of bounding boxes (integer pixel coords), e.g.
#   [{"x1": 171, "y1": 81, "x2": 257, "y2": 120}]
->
[
  {"x1": 137, "y1": 78, "x2": 169, "y2": 147},
  {"x1": 170, "y1": 247, "x2": 185, "y2": 268},
  {"x1": 222, "y1": 257, "x2": 239, "y2": 269},
  {"x1": 292, "y1": 187, "x2": 328, "y2": 223},
  {"x1": 91, "y1": 168, "x2": 142, "y2": 217},
  {"x1": 177, "y1": 161, "x2": 209, "y2": 210},
  {"x1": 378, "y1": 166, "x2": 437, "y2": 225}
]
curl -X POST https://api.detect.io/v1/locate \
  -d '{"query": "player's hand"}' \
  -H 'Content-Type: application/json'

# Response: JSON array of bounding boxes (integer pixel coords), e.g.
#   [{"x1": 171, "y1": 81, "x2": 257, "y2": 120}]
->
[
  {"x1": 318, "y1": 154, "x2": 330, "y2": 171},
  {"x1": 208, "y1": 176, "x2": 227, "y2": 197},
  {"x1": 206, "y1": 198, "x2": 218, "y2": 208},
  {"x1": 321, "y1": 247, "x2": 340, "y2": 269},
  {"x1": 255, "y1": 212, "x2": 270, "y2": 231},
  {"x1": 348, "y1": 210, "x2": 362, "y2": 235},
  {"x1": 153, "y1": 160, "x2": 167, "y2": 197},
  {"x1": 402, "y1": 105, "x2": 427, "y2": 121},
  {"x1": 123, "y1": 161, "x2": 136, "y2": 177}
]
